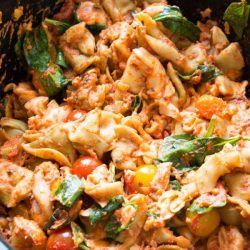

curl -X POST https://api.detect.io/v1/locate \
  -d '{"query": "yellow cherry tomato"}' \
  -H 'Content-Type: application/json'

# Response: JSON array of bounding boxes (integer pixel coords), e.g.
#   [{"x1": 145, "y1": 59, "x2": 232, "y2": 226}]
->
[
  {"x1": 186, "y1": 209, "x2": 220, "y2": 237},
  {"x1": 134, "y1": 165, "x2": 157, "y2": 192}
]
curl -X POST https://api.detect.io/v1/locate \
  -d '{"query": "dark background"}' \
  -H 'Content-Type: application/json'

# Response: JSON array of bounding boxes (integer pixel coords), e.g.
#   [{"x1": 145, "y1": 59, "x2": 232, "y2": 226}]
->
[{"x1": 0, "y1": 0, "x2": 249, "y2": 91}]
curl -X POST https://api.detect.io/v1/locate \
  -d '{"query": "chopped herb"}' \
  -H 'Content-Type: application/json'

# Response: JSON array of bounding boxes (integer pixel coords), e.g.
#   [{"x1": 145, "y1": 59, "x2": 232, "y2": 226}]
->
[
  {"x1": 56, "y1": 49, "x2": 68, "y2": 69},
  {"x1": 153, "y1": 6, "x2": 200, "y2": 42},
  {"x1": 146, "y1": 211, "x2": 158, "y2": 218},
  {"x1": 205, "y1": 118, "x2": 216, "y2": 138},
  {"x1": 198, "y1": 65, "x2": 221, "y2": 83},
  {"x1": 105, "y1": 216, "x2": 128, "y2": 240},
  {"x1": 55, "y1": 175, "x2": 84, "y2": 208},
  {"x1": 23, "y1": 25, "x2": 50, "y2": 72},
  {"x1": 132, "y1": 96, "x2": 141, "y2": 110},
  {"x1": 178, "y1": 65, "x2": 221, "y2": 83},
  {"x1": 89, "y1": 195, "x2": 124, "y2": 225},
  {"x1": 44, "y1": 18, "x2": 71, "y2": 34},
  {"x1": 224, "y1": 1, "x2": 250, "y2": 39},
  {"x1": 188, "y1": 202, "x2": 213, "y2": 214},
  {"x1": 169, "y1": 180, "x2": 182, "y2": 191}
]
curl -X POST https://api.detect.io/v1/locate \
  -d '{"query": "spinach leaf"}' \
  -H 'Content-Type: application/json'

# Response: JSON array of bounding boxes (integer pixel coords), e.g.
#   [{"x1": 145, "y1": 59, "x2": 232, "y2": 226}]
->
[
  {"x1": 56, "y1": 49, "x2": 68, "y2": 69},
  {"x1": 178, "y1": 65, "x2": 221, "y2": 83},
  {"x1": 87, "y1": 24, "x2": 106, "y2": 35},
  {"x1": 198, "y1": 65, "x2": 221, "y2": 83},
  {"x1": 153, "y1": 6, "x2": 200, "y2": 42},
  {"x1": 44, "y1": 18, "x2": 71, "y2": 34},
  {"x1": 38, "y1": 64, "x2": 70, "y2": 96},
  {"x1": 89, "y1": 195, "x2": 124, "y2": 225},
  {"x1": 159, "y1": 134, "x2": 244, "y2": 171},
  {"x1": 23, "y1": 25, "x2": 50, "y2": 71},
  {"x1": 188, "y1": 202, "x2": 213, "y2": 214},
  {"x1": 55, "y1": 174, "x2": 84, "y2": 208},
  {"x1": 224, "y1": 1, "x2": 250, "y2": 39},
  {"x1": 105, "y1": 216, "x2": 128, "y2": 241},
  {"x1": 169, "y1": 180, "x2": 182, "y2": 190}
]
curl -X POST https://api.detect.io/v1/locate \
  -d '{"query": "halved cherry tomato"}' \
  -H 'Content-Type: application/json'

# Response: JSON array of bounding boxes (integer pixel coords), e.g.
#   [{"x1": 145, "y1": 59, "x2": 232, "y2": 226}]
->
[
  {"x1": 71, "y1": 156, "x2": 102, "y2": 178},
  {"x1": 195, "y1": 95, "x2": 226, "y2": 120},
  {"x1": 66, "y1": 110, "x2": 87, "y2": 122},
  {"x1": 46, "y1": 226, "x2": 78, "y2": 250},
  {"x1": 134, "y1": 165, "x2": 157, "y2": 192},
  {"x1": 186, "y1": 209, "x2": 220, "y2": 237}
]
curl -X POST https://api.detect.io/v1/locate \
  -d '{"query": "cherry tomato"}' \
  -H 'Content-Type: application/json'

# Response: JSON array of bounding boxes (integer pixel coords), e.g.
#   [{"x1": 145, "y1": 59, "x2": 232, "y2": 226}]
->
[
  {"x1": 186, "y1": 209, "x2": 220, "y2": 237},
  {"x1": 71, "y1": 156, "x2": 102, "y2": 178},
  {"x1": 46, "y1": 226, "x2": 77, "y2": 250},
  {"x1": 134, "y1": 165, "x2": 157, "y2": 192},
  {"x1": 66, "y1": 110, "x2": 87, "y2": 122}
]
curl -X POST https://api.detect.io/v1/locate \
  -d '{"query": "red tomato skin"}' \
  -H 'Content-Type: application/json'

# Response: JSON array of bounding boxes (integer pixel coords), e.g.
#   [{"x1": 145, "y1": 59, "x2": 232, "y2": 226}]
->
[
  {"x1": 71, "y1": 156, "x2": 102, "y2": 178},
  {"x1": 66, "y1": 110, "x2": 87, "y2": 122},
  {"x1": 46, "y1": 226, "x2": 78, "y2": 250}
]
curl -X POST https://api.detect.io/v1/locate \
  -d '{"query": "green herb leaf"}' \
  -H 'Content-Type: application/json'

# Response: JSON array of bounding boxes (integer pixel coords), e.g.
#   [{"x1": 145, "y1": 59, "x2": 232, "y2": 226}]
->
[
  {"x1": 89, "y1": 195, "x2": 124, "y2": 225},
  {"x1": 131, "y1": 96, "x2": 141, "y2": 110},
  {"x1": 188, "y1": 202, "x2": 213, "y2": 214},
  {"x1": 56, "y1": 49, "x2": 68, "y2": 69},
  {"x1": 224, "y1": 1, "x2": 250, "y2": 39},
  {"x1": 177, "y1": 65, "x2": 221, "y2": 83},
  {"x1": 159, "y1": 134, "x2": 243, "y2": 171},
  {"x1": 205, "y1": 118, "x2": 216, "y2": 138},
  {"x1": 15, "y1": 34, "x2": 25, "y2": 59},
  {"x1": 169, "y1": 180, "x2": 182, "y2": 190},
  {"x1": 44, "y1": 18, "x2": 71, "y2": 34},
  {"x1": 153, "y1": 6, "x2": 200, "y2": 42},
  {"x1": 89, "y1": 207, "x2": 103, "y2": 225},
  {"x1": 105, "y1": 216, "x2": 128, "y2": 240},
  {"x1": 87, "y1": 24, "x2": 106, "y2": 35},
  {"x1": 198, "y1": 65, "x2": 221, "y2": 83},
  {"x1": 55, "y1": 174, "x2": 84, "y2": 208},
  {"x1": 146, "y1": 211, "x2": 158, "y2": 218},
  {"x1": 23, "y1": 25, "x2": 50, "y2": 71},
  {"x1": 38, "y1": 64, "x2": 70, "y2": 96}
]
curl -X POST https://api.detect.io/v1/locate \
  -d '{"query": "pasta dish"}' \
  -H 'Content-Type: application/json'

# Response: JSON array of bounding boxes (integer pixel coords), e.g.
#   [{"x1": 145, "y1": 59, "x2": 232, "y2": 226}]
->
[{"x1": 0, "y1": 0, "x2": 250, "y2": 249}]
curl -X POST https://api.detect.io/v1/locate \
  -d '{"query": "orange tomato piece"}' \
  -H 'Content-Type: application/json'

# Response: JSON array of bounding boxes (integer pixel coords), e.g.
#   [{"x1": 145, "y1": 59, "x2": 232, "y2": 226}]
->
[{"x1": 195, "y1": 95, "x2": 227, "y2": 120}]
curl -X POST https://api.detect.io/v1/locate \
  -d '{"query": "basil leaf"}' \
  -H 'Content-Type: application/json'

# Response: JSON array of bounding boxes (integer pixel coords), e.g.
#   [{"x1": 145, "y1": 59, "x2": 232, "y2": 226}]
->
[
  {"x1": 38, "y1": 64, "x2": 70, "y2": 96},
  {"x1": 44, "y1": 18, "x2": 71, "y2": 34},
  {"x1": 153, "y1": 6, "x2": 200, "y2": 42},
  {"x1": 198, "y1": 65, "x2": 221, "y2": 83},
  {"x1": 55, "y1": 175, "x2": 84, "y2": 208},
  {"x1": 23, "y1": 25, "x2": 50, "y2": 71},
  {"x1": 87, "y1": 24, "x2": 106, "y2": 35},
  {"x1": 188, "y1": 202, "x2": 213, "y2": 214},
  {"x1": 224, "y1": 1, "x2": 250, "y2": 39},
  {"x1": 169, "y1": 180, "x2": 181, "y2": 190},
  {"x1": 56, "y1": 49, "x2": 68, "y2": 69}
]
